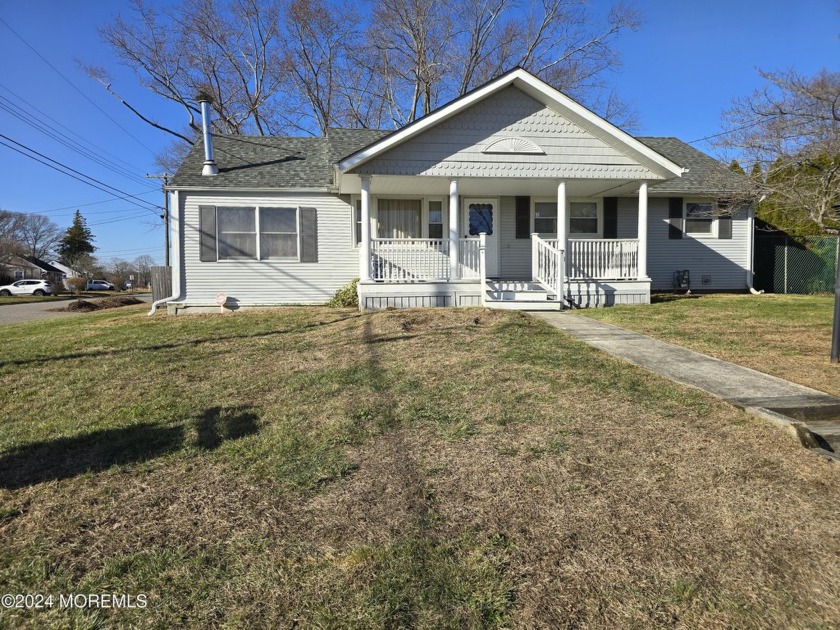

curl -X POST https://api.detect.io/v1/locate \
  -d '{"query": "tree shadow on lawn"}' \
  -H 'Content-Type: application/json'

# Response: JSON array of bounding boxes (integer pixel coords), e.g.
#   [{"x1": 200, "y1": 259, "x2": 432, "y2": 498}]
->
[
  {"x1": 0, "y1": 313, "x2": 363, "y2": 368},
  {"x1": 0, "y1": 406, "x2": 260, "y2": 490}
]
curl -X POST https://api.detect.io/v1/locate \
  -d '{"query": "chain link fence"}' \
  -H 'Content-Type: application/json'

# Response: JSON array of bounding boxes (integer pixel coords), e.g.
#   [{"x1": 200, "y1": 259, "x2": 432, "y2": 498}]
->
[{"x1": 754, "y1": 235, "x2": 838, "y2": 294}]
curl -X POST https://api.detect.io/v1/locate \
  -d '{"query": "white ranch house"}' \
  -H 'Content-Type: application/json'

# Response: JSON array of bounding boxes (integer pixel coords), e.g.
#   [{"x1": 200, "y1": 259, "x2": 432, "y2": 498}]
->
[{"x1": 161, "y1": 68, "x2": 752, "y2": 314}]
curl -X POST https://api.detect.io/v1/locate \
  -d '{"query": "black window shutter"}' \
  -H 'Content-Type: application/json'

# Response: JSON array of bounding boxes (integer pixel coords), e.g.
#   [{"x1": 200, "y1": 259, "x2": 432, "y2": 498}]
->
[
  {"x1": 299, "y1": 207, "x2": 318, "y2": 262},
  {"x1": 515, "y1": 196, "x2": 530, "y2": 239},
  {"x1": 668, "y1": 197, "x2": 683, "y2": 239},
  {"x1": 717, "y1": 199, "x2": 732, "y2": 239},
  {"x1": 603, "y1": 197, "x2": 618, "y2": 238},
  {"x1": 199, "y1": 205, "x2": 217, "y2": 261}
]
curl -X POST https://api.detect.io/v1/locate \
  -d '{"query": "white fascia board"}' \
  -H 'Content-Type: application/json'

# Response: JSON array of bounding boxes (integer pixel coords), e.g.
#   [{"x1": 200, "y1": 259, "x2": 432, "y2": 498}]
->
[{"x1": 337, "y1": 67, "x2": 686, "y2": 180}]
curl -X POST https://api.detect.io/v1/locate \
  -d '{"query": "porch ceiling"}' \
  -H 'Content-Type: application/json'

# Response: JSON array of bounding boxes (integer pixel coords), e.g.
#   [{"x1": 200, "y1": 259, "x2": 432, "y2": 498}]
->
[{"x1": 339, "y1": 173, "x2": 644, "y2": 198}]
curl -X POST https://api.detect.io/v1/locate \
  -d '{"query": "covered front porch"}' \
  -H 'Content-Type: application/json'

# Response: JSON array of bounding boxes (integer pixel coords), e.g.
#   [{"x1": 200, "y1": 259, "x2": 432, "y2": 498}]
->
[{"x1": 354, "y1": 175, "x2": 652, "y2": 310}]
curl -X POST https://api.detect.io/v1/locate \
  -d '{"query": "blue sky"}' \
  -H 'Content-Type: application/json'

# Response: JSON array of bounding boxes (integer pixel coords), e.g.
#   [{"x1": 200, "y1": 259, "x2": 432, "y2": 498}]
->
[{"x1": 0, "y1": 0, "x2": 837, "y2": 264}]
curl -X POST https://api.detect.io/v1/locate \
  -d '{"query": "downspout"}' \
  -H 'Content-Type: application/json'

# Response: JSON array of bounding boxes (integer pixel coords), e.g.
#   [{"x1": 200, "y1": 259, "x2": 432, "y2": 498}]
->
[
  {"x1": 746, "y1": 199, "x2": 764, "y2": 295},
  {"x1": 148, "y1": 189, "x2": 182, "y2": 315}
]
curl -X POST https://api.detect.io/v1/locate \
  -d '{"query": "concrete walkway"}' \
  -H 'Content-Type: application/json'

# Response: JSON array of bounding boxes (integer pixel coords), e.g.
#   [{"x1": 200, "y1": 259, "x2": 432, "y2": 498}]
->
[{"x1": 533, "y1": 311, "x2": 840, "y2": 460}]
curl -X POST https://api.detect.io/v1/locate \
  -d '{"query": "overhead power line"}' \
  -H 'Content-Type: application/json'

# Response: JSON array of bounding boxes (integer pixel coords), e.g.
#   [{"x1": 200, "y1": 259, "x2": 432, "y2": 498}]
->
[
  {"x1": 0, "y1": 93, "x2": 153, "y2": 188},
  {"x1": 0, "y1": 83, "x2": 156, "y2": 188},
  {"x1": 29, "y1": 190, "x2": 160, "y2": 216},
  {"x1": 0, "y1": 15, "x2": 158, "y2": 157},
  {"x1": 0, "y1": 133, "x2": 163, "y2": 216},
  {"x1": 0, "y1": 97, "x2": 152, "y2": 188}
]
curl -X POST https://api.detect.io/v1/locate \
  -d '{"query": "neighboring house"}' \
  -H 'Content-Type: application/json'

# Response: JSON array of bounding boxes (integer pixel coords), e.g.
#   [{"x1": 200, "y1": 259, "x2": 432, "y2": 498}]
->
[
  {"x1": 49, "y1": 261, "x2": 81, "y2": 281},
  {"x1": 0, "y1": 254, "x2": 65, "y2": 287},
  {"x1": 164, "y1": 68, "x2": 751, "y2": 313}
]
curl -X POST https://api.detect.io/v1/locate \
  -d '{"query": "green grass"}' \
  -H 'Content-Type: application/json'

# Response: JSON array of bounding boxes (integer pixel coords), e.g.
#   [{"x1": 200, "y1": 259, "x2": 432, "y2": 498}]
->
[
  {"x1": 580, "y1": 293, "x2": 840, "y2": 396},
  {"x1": 1, "y1": 306, "x2": 840, "y2": 628}
]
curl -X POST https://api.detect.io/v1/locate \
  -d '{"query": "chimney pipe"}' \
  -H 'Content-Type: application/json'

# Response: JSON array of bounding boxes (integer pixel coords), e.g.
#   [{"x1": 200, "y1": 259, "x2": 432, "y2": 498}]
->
[{"x1": 197, "y1": 94, "x2": 218, "y2": 176}]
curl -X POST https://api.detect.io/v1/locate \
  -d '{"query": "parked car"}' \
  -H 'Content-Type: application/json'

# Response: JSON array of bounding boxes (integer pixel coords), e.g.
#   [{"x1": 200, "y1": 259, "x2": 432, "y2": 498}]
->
[
  {"x1": 0, "y1": 279, "x2": 53, "y2": 296},
  {"x1": 86, "y1": 280, "x2": 115, "y2": 291}
]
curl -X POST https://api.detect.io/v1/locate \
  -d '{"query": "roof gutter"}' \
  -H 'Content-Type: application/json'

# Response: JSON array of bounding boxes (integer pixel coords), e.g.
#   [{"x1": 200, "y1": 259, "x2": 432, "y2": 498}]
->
[{"x1": 148, "y1": 190, "x2": 183, "y2": 315}]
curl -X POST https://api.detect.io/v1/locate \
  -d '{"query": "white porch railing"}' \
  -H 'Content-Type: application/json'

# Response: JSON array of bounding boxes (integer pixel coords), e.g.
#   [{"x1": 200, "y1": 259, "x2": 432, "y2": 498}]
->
[
  {"x1": 371, "y1": 238, "x2": 449, "y2": 281},
  {"x1": 532, "y1": 235, "x2": 564, "y2": 299},
  {"x1": 458, "y1": 238, "x2": 481, "y2": 280},
  {"x1": 369, "y1": 238, "x2": 482, "y2": 282},
  {"x1": 567, "y1": 239, "x2": 639, "y2": 280},
  {"x1": 368, "y1": 237, "x2": 639, "y2": 283}
]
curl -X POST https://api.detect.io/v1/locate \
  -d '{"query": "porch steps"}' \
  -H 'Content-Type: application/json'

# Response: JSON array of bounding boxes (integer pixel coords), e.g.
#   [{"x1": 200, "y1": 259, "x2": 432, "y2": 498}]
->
[{"x1": 484, "y1": 281, "x2": 563, "y2": 311}]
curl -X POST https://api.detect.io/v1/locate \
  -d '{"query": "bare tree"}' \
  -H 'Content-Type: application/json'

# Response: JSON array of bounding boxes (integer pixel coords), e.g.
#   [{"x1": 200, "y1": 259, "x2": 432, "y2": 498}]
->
[
  {"x1": 368, "y1": 0, "x2": 453, "y2": 126},
  {"x1": 133, "y1": 254, "x2": 156, "y2": 287},
  {"x1": 17, "y1": 214, "x2": 63, "y2": 260},
  {"x1": 93, "y1": 0, "x2": 642, "y2": 144},
  {"x1": 91, "y1": 0, "x2": 289, "y2": 143},
  {"x1": 717, "y1": 69, "x2": 840, "y2": 232},
  {"x1": 367, "y1": 0, "x2": 642, "y2": 126},
  {"x1": 283, "y1": 0, "x2": 372, "y2": 134},
  {"x1": 0, "y1": 210, "x2": 24, "y2": 266}
]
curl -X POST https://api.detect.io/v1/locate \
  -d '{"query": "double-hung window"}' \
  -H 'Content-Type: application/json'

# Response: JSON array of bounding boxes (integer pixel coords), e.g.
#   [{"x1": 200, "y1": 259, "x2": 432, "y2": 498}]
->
[
  {"x1": 217, "y1": 207, "x2": 257, "y2": 259},
  {"x1": 685, "y1": 202, "x2": 714, "y2": 235},
  {"x1": 428, "y1": 201, "x2": 443, "y2": 239},
  {"x1": 260, "y1": 207, "x2": 298, "y2": 259},
  {"x1": 569, "y1": 202, "x2": 599, "y2": 236},
  {"x1": 534, "y1": 202, "x2": 557, "y2": 235},
  {"x1": 200, "y1": 205, "x2": 317, "y2": 262},
  {"x1": 354, "y1": 199, "x2": 363, "y2": 246}
]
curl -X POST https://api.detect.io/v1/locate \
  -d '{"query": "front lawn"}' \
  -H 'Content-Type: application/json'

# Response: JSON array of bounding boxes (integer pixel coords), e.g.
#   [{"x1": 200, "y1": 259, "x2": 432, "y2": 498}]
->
[
  {"x1": 1, "y1": 307, "x2": 839, "y2": 628},
  {"x1": 581, "y1": 293, "x2": 839, "y2": 396}
]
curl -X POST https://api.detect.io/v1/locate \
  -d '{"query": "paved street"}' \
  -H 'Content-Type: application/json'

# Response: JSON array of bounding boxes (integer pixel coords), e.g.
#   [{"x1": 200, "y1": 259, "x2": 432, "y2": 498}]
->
[{"x1": 0, "y1": 295, "x2": 152, "y2": 326}]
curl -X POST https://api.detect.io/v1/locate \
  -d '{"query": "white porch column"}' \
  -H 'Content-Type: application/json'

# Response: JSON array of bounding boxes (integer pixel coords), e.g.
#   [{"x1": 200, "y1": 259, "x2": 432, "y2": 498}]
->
[
  {"x1": 360, "y1": 175, "x2": 372, "y2": 281},
  {"x1": 449, "y1": 178, "x2": 459, "y2": 280},
  {"x1": 637, "y1": 181, "x2": 649, "y2": 279},
  {"x1": 557, "y1": 180, "x2": 567, "y2": 250}
]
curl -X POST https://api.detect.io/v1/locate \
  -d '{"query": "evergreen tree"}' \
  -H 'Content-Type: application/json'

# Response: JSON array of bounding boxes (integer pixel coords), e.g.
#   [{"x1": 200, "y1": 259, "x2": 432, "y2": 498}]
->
[
  {"x1": 729, "y1": 159, "x2": 746, "y2": 175},
  {"x1": 58, "y1": 210, "x2": 96, "y2": 269}
]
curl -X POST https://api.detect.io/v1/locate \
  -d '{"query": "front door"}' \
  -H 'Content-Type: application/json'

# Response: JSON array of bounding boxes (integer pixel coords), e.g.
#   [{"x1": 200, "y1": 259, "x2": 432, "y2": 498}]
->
[{"x1": 463, "y1": 198, "x2": 499, "y2": 277}]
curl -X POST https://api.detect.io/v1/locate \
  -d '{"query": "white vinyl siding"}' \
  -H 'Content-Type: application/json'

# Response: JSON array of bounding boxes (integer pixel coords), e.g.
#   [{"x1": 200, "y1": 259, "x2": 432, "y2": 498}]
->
[
  {"x1": 180, "y1": 192, "x2": 358, "y2": 305},
  {"x1": 646, "y1": 197, "x2": 749, "y2": 291}
]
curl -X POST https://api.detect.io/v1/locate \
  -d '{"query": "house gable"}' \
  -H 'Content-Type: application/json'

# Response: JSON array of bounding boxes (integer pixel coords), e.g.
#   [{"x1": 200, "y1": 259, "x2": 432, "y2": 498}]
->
[
  {"x1": 352, "y1": 86, "x2": 658, "y2": 179},
  {"x1": 339, "y1": 68, "x2": 685, "y2": 182}
]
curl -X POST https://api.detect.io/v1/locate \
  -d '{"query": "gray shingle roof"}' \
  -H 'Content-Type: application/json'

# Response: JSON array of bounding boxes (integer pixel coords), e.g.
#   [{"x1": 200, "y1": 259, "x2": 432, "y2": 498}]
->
[
  {"x1": 639, "y1": 137, "x2": 748, "y2": 195},
  {"x1": 169, "y1": 129, "x2": 390, "y2": 189},
  {"x1": 170, "y1": 129, "x2": 745, "y2": 196}
]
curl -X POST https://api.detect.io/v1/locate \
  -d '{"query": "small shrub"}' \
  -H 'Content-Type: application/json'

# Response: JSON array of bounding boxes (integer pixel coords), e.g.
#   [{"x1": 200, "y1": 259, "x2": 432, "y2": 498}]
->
[
  {"x1": 68, "y1": 277, "x2": 88, "y2": 295},
  {"x1": 327, "y1": 278, "x2": 359, "y2": 308}
]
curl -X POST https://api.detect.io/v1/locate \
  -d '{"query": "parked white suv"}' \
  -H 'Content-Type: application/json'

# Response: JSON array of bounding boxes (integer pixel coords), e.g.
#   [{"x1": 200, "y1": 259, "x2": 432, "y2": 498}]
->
[{"x1": 0, "y1": 279, "x2": 54, "y2": 296}]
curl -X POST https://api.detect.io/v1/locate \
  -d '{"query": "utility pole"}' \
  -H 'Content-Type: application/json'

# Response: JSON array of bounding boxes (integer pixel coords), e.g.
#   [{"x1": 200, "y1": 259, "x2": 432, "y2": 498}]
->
[{"x1": 146, "y1": 173, "x2": 170, "y2": 267}]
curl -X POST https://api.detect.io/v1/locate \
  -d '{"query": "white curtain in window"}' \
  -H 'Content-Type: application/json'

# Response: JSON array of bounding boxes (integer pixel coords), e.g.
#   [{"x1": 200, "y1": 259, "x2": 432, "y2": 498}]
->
[{"x1": 378, "y1": 199, "x2": 421, "y2": 238}]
